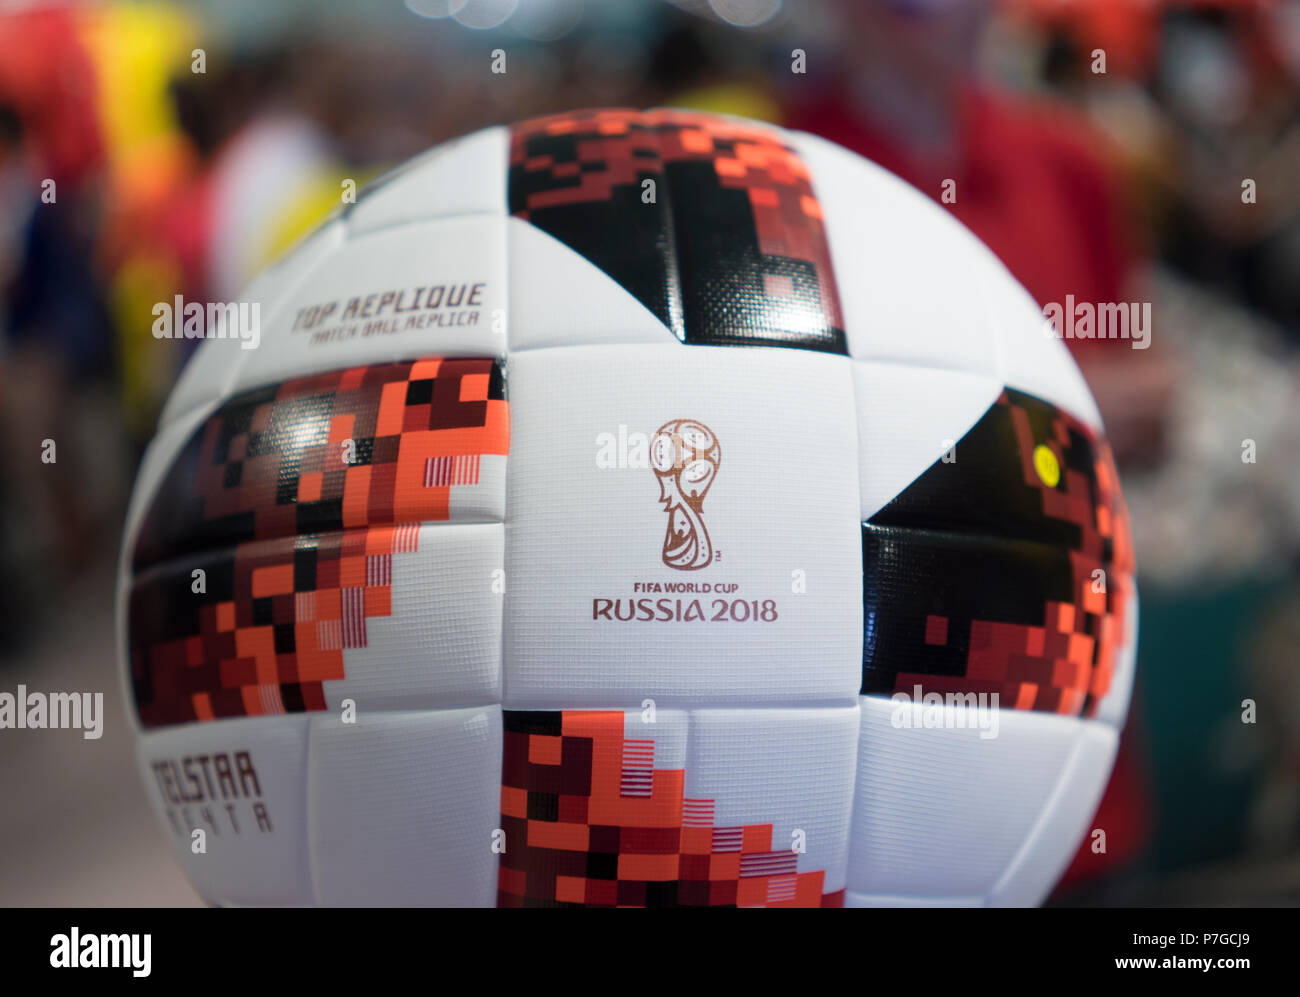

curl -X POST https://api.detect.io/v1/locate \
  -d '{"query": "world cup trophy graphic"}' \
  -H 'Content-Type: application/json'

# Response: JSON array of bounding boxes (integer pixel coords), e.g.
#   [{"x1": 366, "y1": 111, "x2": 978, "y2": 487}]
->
[{"x1": 651, "y1": 419, "x2": 721, "y2": 571}]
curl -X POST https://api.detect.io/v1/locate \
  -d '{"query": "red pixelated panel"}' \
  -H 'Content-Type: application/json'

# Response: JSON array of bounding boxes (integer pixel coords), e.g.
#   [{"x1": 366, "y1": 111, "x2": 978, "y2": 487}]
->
[
  {"x1": 498, "y1": 711, "x2": 842, "y2": 908},
  {"x1": 129, "y1": 359, "x2": 507, "y2": 728}
]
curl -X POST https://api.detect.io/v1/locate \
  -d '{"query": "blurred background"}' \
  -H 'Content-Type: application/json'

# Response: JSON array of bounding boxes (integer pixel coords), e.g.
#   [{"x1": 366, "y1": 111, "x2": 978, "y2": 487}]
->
[{"x1": 1, "y1": 0, "x2": 1298, "y2": 906}]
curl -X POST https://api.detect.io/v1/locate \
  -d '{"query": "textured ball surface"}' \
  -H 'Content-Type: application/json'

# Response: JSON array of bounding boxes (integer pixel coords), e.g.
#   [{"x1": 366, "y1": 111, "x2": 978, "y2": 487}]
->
[{"x1": 120, "y1": 108, "x2": 1137, "y2": 907}]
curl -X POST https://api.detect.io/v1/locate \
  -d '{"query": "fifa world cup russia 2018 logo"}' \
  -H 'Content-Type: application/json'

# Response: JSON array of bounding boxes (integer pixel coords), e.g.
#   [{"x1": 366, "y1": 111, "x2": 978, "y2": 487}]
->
[{"x1": 651, "y1": 419, "x2": 720, "y2": 571}]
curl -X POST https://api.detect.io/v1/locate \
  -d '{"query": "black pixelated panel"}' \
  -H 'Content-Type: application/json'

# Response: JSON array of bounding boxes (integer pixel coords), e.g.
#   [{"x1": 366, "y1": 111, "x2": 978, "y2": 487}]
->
[
  {"x1": 863, "y1": 388, "x2": 1135, "y2": 716},
  {"x1": 870, "y1": 388, "x2": 1108, "y2": 555},
  {"x1": 508, "y1": 108, "x2": 846, "y2": 354},
  {"x1": 862, "y1": 524, "x2": 1087, "y2": 713}
]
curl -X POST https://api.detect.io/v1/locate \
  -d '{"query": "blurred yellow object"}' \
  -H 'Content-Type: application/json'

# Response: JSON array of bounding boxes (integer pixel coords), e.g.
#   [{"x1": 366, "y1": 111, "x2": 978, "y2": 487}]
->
[
  {"x1": 76, "y1": 1, "x2": 198, "y2": 173},
  {"x1": 667, "y1": 82, "x2": 783, "y2": 125},
  {"x1": 259, "y1": 168, "x2": 379, "y2": 271},
  {"x1": 111, "y1": 251, "x2": 185, "y2": 437},
  {"x1": 1033, "y1": 443, "x2": 1062, "y2": 488},
  {"x1": 73, "y1": 3, "x2": 200, "y2": 436}
]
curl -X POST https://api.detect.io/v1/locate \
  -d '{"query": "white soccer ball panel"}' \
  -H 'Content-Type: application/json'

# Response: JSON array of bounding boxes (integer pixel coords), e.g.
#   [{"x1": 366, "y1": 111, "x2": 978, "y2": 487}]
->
[
  {"x1": 317, "y1": 522, "x2": 505, "y2": 711},
  {"x1": 346, "y1": 126, "x2": 509, "y2": 236},
  {"x1": 847, "y1": 696, "x2": 1113, "y2": 904},
  {"x1": 507, "y1": 217, "x2": 679, "y2": 351},
  {"x1": 159, "y1": 220, "x2": 347, "y2": 431},
  {"x1": 234, "y1": 216, "x2": 507, "y2": 395},
  {"x1": 792, "y1": 130, "x2": 999, "y2": 378},
  {"x1": 308, "y1": 707, "x2": 502, "y2": 907},
  {"x1": 851, "y1": 360, "x2": 1004, "y2": 521},
  {"x1": 134, "y1": 715, "x2": 314, "y2": 906},
  {"x1": 502, "y1": 343, "x2": 863, "y2": 707}
]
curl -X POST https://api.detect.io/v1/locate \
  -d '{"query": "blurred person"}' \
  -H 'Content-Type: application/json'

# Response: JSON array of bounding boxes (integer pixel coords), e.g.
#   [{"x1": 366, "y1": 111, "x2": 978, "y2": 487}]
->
[
  {"x1": 79, "y1": 0, "x2": 203, "y2": 442},
  {"x1": 787, "y1": 0, "x2": 1175, "y2": 469},
  {"x1": 0, "y1": 105, "x2": 29, "y2": 294},
  {"x1": 0, "y1": 6, "x2": 122, "y2": 643},
  {"x1": 0, "y1": 3, "x2": 105, "y2": 194},
  {"x1": 96, "y1": 41, "x2": 346, "y2": 446},
  {"x1": 0, "y1": 101, "x2": 43, "y2": 653},
  {"x1": 0, "y1": 0, "x2": 197, "y2": 501},
  {"x1": 1029, "y1": 15, "x2": 1172, "y2": 251},
  {"x1": 159, "y1": 47, "x2": 336, "y2": 305},
  {"x1": 647, "y1": 18, "x2": 783, "y2": 121},
  {"x1": 1154, "y1": 2, "x2": 1300, "y2": 339}
]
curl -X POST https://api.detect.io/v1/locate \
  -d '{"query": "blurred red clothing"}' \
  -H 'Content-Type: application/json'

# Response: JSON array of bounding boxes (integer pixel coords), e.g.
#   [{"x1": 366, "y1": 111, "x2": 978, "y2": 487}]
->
[
  {"x1": 789, "y1": 86, "x2": 1137, "y2": 355},
  {"x1": 0, "y1": 5, "x2": 105, "y2": 189}
]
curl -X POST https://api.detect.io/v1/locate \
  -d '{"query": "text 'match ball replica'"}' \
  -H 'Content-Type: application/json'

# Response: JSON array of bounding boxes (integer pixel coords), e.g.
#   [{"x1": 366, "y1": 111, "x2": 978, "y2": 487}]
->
[{"x1": 120, "y1": 109, "x2": 1136, "y2": 907}]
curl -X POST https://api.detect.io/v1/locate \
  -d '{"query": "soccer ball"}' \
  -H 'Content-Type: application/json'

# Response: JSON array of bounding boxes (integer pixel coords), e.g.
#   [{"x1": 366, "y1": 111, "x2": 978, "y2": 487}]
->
[{"x1": 120, "y1": 108, "x2": 1137, "y2": 907}]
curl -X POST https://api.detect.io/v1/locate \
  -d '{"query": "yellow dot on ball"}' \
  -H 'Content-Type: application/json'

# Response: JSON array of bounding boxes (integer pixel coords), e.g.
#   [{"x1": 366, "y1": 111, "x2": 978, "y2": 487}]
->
[{"x1": 1033, "y1": 444, "x2": 1061, "y2": 488}]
